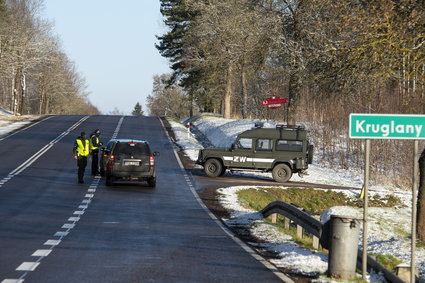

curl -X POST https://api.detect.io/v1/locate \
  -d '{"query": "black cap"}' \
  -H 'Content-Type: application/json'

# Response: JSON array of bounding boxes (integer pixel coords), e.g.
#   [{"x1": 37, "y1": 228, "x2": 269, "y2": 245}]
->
[{"x1": 80, "y1": 132, "x2": 86, "y2": 136}]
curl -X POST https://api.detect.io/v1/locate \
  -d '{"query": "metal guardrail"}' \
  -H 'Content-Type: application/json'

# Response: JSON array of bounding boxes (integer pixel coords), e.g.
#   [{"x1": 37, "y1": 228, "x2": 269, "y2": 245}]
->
[{"x1": 259, "y1": 201, "x2": 404, "y2": 283}]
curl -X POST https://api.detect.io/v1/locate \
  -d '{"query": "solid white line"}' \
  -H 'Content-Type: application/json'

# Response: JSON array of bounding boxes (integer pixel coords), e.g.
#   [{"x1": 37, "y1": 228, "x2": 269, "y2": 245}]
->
[
  {"x1": 0, "y1": 116, "x2": 52, "y2": 142},
  {"x1": 32, "y1": 250, "x2": 52, "y2": 257},
  {"x1": 159, "y1": 117, "x2": 294, "y2": 283},
  {"x1": 1, "y1": 116, "x2": 90, "y2": 187},
  {"x1": 16, "y1": 262, "x2": 40, "y2": 271}
]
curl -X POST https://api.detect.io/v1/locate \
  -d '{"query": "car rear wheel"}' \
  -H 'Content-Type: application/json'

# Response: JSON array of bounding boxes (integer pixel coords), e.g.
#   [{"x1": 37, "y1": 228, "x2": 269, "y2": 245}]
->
[
  {"x1": 148, "y1": 177, "x2": 156, "y2": 188},
  {"x1": 204, "y1": 159, "x2": 223, "y2": 177},
  {"x1": 272, "y1": 164, "x2": 292, "y2": 183},
  {"x1": 106, "y1": 175, "x2": 114, "y2": 186}
]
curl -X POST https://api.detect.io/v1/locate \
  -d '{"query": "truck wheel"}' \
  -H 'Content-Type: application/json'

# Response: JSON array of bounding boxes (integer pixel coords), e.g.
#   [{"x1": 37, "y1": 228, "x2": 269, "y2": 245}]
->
[
  {"x1": 204, "y1": 159, "x2": 223, "y2": 177},
  {"x1": 272, "y1": 164, "x2": 292, "y2": 183}
]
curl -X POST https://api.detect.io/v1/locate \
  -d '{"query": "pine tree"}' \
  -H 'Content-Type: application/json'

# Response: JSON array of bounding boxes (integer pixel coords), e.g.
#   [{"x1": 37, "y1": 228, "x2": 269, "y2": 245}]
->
[{"x1": 132, "y1": 102, "x2": 144, "y2": 116}]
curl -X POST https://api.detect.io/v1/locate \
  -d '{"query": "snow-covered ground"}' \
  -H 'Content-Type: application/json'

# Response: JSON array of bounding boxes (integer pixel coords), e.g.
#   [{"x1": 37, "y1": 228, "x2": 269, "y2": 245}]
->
[
  {"x1": 0, "y1": 108, "x2": 40, "y2": 138},
  {"x1": 168, "y1": 115, "x2": 424, "y2": 282}
]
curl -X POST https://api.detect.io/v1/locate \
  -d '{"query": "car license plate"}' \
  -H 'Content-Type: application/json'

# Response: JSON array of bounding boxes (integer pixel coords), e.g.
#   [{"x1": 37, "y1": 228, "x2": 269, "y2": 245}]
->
[{"x1": 124, "y1": 161, "x2": 139, "y2": 166}]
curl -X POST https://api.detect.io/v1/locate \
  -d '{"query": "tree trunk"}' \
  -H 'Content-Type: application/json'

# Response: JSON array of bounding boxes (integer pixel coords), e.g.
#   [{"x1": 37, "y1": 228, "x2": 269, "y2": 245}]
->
[
  {"x1": 19, "y1": 71, "x2": 26, "y2": 114},
  {"x1": 287, "y1": 70, "x2": 299, "y2": 127},
  {"x1": 224, "y1": 64, "x2": 233, "y2": 119},
  {"x1": 241, "y1": 66, "x2": 248, "y2": 119},
  {"x1": 12, "y1": 69, "x2": 21, "y2": 115},
  {"x1": 417, "y1": 147, "x2": 425, "y2": 241}
]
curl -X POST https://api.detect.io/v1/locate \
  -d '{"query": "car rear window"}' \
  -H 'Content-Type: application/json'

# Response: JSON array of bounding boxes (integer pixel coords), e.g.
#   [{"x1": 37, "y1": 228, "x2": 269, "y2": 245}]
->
[{"x1": 113, "y1": 142, "x2": 150, "y2": 156}]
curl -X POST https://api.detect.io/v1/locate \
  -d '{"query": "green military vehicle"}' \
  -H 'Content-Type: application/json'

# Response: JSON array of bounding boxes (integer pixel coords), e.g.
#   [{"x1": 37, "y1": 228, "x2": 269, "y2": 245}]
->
[{"x1": 196, "y1": 125, "x2": 314, "y2": 182}]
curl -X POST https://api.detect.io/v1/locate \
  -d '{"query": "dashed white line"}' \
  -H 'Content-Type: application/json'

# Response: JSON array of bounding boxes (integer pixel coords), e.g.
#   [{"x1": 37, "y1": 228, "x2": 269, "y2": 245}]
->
[
  {"x1": 32, "y1": 250, "x2": 52, "y2": 257},
  {"x1": 2, "y1": 120, "x2": 123, "y2": 283},
  {"x1": 44, "y1": 239, "x2": 61, "y2": 246},
  {"x1": 54, "y1": 231, "x2": 69, "y2": 237},
  {"x1": 16, "y1": 262, "x2": 39, "y2": 271},
  {"x1": 2, "y1": 279, "x2": 24, "y2": 283},
  {"x1": 61, "y1": 223, "x2": 75, "y2": 229}
]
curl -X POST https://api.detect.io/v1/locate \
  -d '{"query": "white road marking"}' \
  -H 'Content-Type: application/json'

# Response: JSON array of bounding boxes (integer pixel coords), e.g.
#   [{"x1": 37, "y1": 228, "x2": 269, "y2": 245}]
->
[
  {"x1": 1, "y1": 117, "x2": 124, "y2": 283},
  {"x1": 159, "y1": 117, "x2": 294, "y2": 283},
  {"x1": 0, "y1": 116, "x2": 52, "y2": 142},
  {"x1": 2, "y1": 279, "x2": 24, "y2": 283},
  {"x1": 0, "y1": 116, "x2": 89, "y2": 188},
  {"x1": 44, "y1": 239, "x2": 61, "y2": 246},
  {"x1": 54, "y1": 231, "x2": 69, "y2": 237},
  {"x1": 16, "y1": 262, "x2": 40, "y2": 271},
  {"x1": 32, "y1": 250, "x2": 52, "y2": 257},
  {"x1": 61, "y1": 223, "x2": 75, "y2": 229}
]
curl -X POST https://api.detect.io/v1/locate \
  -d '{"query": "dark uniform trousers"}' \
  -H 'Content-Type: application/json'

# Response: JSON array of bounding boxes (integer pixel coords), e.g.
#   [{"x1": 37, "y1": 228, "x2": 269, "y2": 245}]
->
[
  {"x1": 77, "y1": 156, "x2": 88, "y2": 182},
  {"x1": 91, "y1": 149, "x2": 99, "y2": 175}
]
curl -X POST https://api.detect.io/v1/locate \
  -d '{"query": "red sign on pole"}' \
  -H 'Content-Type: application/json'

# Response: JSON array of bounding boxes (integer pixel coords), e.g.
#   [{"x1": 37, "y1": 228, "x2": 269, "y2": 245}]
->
[{"x1": 261, "y1": 96, "x2": 288, "y2": 109}]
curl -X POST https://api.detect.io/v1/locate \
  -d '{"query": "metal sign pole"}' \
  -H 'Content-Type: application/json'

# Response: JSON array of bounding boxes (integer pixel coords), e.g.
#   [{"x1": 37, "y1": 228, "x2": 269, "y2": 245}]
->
[
  {"x1": 411, "y1": 140, "x2": 418, "y2": 283},
  {"x1": 362, "y1": 139, "x2": 370, "y2": 280}
]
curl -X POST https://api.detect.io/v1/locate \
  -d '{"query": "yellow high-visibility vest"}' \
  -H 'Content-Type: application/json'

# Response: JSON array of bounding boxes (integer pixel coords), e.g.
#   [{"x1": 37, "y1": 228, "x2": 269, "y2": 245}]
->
[
  {"x1": 90, "y1": 135, "x2": 99, "y2": 151},
  {"x1": 76, "y1": 138, "x2": 90, "y2": 157}
]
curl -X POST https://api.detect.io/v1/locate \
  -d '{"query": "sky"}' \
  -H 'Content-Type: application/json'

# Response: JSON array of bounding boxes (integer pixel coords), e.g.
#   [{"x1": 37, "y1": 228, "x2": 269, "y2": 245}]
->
[{"x1": 42, "y1": 1, "x2": 171, "y2": 115}]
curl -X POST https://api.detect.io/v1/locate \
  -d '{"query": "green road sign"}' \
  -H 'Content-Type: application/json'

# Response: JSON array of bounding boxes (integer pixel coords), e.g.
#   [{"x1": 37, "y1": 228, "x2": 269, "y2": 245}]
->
[{"x1": 349, "y1": 114, "x2": 425, "y2": 139}]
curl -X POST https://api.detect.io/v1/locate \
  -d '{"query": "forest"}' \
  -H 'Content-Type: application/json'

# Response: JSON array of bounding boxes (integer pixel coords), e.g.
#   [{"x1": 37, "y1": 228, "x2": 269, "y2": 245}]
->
[
  {"x1": 153, "y1": 0, "x2": 425, "y2": 188},
  {"x1": 0, "y1": 0, "x2": 99, "y2": 115}
]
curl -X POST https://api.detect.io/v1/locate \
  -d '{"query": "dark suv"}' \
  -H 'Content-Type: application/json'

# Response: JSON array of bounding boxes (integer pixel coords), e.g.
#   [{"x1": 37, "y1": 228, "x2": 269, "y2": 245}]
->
[{"x1": 100, "y1": 139, "x2": 159, "y2": 187}]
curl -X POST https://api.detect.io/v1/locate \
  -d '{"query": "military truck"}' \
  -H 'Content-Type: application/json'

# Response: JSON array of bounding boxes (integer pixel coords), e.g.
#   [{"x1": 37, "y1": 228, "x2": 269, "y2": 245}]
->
[{"x1": 196, "y1": 125, "x2": 314, "y2": 182}]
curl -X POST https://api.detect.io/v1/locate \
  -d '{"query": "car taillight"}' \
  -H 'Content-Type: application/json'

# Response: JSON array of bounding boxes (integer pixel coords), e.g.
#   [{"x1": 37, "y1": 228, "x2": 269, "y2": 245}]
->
[
  {"x1": 109, "y1": 155, "x2": 115, "y2": 168},
  {"x1": 150, "y1": 156, "x2": 154, "y2": 170}
]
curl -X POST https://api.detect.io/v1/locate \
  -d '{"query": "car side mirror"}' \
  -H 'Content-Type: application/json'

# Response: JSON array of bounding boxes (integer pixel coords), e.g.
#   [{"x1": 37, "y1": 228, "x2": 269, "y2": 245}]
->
[
  {"x1": 153, "y1": 152, "x2": 160, "y2": 157},
  {"x1": 231, "y1": 143, "x2": 236, "y2": 150}
]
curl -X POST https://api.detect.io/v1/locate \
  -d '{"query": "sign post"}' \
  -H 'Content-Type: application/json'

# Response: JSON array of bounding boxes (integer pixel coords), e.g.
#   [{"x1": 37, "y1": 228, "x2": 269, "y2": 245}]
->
[{"x1": 350, "y1": 113, "x2": 425, "y2": 281}]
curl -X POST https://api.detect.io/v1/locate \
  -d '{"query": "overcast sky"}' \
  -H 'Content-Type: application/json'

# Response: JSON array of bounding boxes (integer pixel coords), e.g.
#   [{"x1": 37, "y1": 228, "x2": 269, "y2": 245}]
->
[{"x1": 42, "y1": 1, "x2": 171, "y2": 115}]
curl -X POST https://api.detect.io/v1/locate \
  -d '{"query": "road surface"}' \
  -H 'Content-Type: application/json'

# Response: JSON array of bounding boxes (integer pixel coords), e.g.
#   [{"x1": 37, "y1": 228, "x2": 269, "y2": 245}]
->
[{"x1": 0, "y1": 115, "x2": 288, "y2": 283}]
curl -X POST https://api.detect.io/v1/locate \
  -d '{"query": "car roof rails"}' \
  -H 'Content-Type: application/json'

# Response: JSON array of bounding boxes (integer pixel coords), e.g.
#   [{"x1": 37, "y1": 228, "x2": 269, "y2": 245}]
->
[{"x1": 276, "y1": 124, "x2": 305, "y2": 130}]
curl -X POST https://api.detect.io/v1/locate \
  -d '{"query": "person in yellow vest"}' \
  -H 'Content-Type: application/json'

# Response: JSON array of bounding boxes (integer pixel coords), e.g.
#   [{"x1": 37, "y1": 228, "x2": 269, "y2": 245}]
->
[
  {"x1": 73, "y1": 132, "x2": 90, "y2": 183},
  {"x1": 89, "y1": 129, "x2": 103, "y2": 176}
]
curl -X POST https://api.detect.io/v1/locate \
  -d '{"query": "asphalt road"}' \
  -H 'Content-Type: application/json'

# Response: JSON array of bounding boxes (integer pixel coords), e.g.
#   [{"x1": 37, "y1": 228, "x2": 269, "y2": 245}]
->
[{"x1": 0, "y1": 115, "x2": 287, "y2": 283}]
